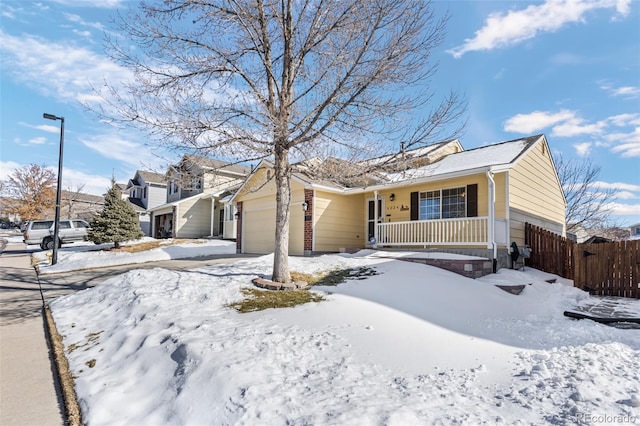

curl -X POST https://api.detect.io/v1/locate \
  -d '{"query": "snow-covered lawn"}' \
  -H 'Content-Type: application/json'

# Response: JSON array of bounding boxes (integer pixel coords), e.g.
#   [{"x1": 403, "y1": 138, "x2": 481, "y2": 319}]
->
[
  {"x1": 50, "y1": 252, "x2": 640, "y2": 425},
  {"x1": 33, "y1": 238, "x2": 236, "y2": 274}
]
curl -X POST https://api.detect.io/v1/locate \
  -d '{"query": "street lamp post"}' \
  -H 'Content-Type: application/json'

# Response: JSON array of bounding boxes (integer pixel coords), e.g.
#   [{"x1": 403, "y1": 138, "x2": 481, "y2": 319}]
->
[{"x1": 43, "y1": 113, "x2": 65, "y2": 265}]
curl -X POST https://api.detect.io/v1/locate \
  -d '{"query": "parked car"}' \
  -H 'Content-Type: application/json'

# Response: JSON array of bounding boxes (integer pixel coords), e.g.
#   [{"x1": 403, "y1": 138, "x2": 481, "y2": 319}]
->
[{"x1": 22, "y1": 219, "x2": 90, "y2": 250}]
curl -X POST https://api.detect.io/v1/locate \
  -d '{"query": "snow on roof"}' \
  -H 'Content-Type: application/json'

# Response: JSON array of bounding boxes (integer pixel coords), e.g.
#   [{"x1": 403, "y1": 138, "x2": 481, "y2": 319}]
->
[{"x1": 384, "y1": 135, "x2": 541, "y2": 182}]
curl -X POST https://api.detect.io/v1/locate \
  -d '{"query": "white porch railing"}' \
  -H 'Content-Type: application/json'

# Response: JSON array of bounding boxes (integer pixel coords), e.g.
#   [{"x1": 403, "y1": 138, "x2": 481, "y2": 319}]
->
[{"x1": 376, "y1": 216, "x2": 494, "y2": 247}]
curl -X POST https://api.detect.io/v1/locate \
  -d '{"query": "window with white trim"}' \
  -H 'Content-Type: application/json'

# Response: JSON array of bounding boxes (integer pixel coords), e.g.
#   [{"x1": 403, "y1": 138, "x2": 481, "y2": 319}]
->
[{"x1": 419, "y1": 187, "x2": 466, "y2": 220}]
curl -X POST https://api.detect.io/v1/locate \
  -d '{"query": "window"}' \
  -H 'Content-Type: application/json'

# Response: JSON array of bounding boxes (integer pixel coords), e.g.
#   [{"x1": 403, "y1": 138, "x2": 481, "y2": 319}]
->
[
  {"x1": 58, "y1": 221, "x2": 71, "y2": 229},
  {"x1": 192, "y1": 176, "x2": 202, "y2": 190},
  {"x1": 419, "y1": 190, "x2": 440, "y2": 220},
  {"x1": 32, "y1": 221, "x2": 54, "y2": 230},
  {"x1": 419, "y1": 187, "x2": 466, "y2": 220},
  {"x1": 169, "y1": 179, "x2": 179, "y2": 195},
  {"x1": 73, "y1": 220, "x2": 88, "y2": 228},
  {"x1": 224, "y1": 204, "x2": 237, "y2": 221},
  {"x1": 143, "y1": 186, "x2": 147, "y2": 199}
]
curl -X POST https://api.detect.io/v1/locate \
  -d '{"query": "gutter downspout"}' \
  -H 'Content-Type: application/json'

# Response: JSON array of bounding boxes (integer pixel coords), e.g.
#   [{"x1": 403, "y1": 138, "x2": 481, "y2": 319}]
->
[{"x1": 486, "y1": 171, "x2": 497, "y2": 270}]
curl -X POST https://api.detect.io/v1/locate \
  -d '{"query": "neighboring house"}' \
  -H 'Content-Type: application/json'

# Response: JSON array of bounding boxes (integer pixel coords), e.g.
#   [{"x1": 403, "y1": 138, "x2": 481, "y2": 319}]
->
[
  {"x1": 628, "y1": 223, "x2": 640, "y2": 239},
  {"x1": 0, "y1": 196, "x2": 22, "y2": 223},
  {"x1": 232, "y1": 134, "x2": 567, "y2": 269},
  {"x1": 125, "y1": 170, "x2": 168, "y2": 236},
  {"x1": 60, "y1": 190, "x2": 105, "y2": 222},
  {"x1": 149, "y1": 155, "x2": 251, "y2": 239}
]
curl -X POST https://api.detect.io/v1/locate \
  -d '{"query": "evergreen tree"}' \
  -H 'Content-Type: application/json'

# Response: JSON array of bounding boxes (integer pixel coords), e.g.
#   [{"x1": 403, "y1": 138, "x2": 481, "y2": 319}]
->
[{"x1": 88, "y1": 181, "x2": 143, "y2": 248}]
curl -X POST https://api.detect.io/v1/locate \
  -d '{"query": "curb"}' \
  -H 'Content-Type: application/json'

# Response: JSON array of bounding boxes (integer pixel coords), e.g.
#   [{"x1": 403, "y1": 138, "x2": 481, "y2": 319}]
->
[{"x1": 43, "y1": 305, "x2": 83, "y2": 426}]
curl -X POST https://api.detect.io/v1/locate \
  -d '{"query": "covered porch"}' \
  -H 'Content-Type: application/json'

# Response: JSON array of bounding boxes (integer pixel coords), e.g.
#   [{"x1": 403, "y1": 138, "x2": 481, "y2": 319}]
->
[{"x1": 375, "y1": 216, "x2": 508, "y2": 248}]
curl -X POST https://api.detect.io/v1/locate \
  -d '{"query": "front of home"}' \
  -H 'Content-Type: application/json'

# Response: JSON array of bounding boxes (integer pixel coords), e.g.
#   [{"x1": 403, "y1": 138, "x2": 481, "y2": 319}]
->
[
  {"x1": 232, "y1": 135, "x2": 566, "y2": 268},
  {"x1": 149, "y1": 155, "x2": 251, "y2": 239},
  {"x1": 125, "y1": 170, "x2": 168, "y2": 236}
]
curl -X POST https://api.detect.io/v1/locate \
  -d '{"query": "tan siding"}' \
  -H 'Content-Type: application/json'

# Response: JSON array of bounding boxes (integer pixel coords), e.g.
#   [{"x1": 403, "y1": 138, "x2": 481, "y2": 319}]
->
[
  {"x1": 509, "y1": 140, "x2": 566, "y2": 245},
  {"x1": 314, "y1": 191, "x2": 365, "y2": 251},
  {"x1": 176, "y1": 197, "x2": 212, "y2": 238},
  {"x1": 493, "y1": 172, "x2": 508, "y2": 219},
  {"x1": 373, "y1": 174, "x2": 492, "y2": 223},
  {"x1": 238, "y1": 170, "x2": 306, "y2": 255}
]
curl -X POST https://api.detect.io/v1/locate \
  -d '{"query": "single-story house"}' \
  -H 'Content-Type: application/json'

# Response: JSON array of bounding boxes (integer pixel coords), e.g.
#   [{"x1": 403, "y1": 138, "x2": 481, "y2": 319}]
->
[{"x1": 231, "y1": 134, "x2": 566, "y2": 268}]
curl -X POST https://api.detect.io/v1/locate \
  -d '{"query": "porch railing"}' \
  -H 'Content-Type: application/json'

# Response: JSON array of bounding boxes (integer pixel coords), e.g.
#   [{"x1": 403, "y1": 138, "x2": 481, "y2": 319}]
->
[{"x1": 376, "y1": 216, "x2": 494, "y2": 247}]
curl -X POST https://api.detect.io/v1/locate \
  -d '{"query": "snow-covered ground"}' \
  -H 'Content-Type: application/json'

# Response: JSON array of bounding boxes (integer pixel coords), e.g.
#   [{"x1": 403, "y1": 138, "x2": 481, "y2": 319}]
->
[
  {"x1": 31, "y1": 238, "x2": 236, "y2": 274},
  {"x1": 48, "y1": 248, "x2": 640, "y2": 425}
]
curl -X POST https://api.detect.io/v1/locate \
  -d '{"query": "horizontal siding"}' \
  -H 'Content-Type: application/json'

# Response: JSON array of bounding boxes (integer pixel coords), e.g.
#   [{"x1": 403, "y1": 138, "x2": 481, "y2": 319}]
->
[
  {"x1": 147, "y1": 187, "x2": 166, "y2": 209},
  {"x1": 314, "y1": 191, "x2": 365, "y2": 251},
  {"x1": 509, "y1": 141, "x2": 566, "y2": 233},
  {"x1": 371, "y1": 173, "x2": 496, "y2": 222},
  {"x1": 176, "y1": 197, "x2": 211, "y2": 238}
]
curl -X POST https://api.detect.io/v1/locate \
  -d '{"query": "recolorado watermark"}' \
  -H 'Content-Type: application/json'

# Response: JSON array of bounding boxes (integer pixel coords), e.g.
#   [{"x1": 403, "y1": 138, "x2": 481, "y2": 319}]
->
[{"x1": 576, "y1": 413, "x2": 637, "y2": 424}]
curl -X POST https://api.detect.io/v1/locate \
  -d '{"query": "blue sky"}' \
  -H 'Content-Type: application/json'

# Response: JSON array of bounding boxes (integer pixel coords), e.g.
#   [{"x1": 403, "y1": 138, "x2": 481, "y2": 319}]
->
[{"x1": 1, "y1": 0, "x2": 639, "y2": 226}]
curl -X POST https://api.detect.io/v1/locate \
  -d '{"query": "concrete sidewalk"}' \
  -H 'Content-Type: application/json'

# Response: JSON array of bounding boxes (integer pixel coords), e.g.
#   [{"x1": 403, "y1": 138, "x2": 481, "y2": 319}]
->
[
  {"x1": 1, "y1": 238, "x2": 256, "y2": 424},
  {"x1": 0, "y1": 242, "x2": 64, "y2": 426}
]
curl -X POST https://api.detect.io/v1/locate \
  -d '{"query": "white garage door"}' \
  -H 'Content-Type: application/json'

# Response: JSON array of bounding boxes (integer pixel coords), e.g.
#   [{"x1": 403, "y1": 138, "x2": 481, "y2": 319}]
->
[{"x1": 243, "y1": 206, "x2": 304, "y2": 255}]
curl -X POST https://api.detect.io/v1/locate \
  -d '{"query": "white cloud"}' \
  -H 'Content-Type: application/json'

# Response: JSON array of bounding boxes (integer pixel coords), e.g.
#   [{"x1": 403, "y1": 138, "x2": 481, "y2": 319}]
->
[
  {"x1": 1, "y1": 159, "x2": 115, "y2": 197},
  {"x1": 28, "y1": 137, "x2": 47, "y2": 145},
  {"x1": 616, "y1": 191, "x2": 638, "y2": 200},
  {"x1": 49, "y1": 0, "x2": 122, "y2": 8},
  {"x1": 0, "y1": 161, "x2": 21, "y2": 180},
  {"x1": 61, "y1": 168, "x2": 112, "y2": 196},
  {"x1": 592, "y1": 180, "x2": 640, "y2": 192},
  {"x1": 607, "y1": 113, "x2": 640, "y2": 127},
  {"x1": 608, "y1": 127, "x2": 640, "y2": 158},
  {"x1": 503, "y1": 110, "x2": 575, "y2": 133},
  {"x1": 600, "y1": 81, "x2": 640, "y2": 99},
  {"x1": 505, "y1": 110, "x2": 640, "y2": 158},
  {"x1": 552, "y1": 118, "x2": 606, "y2": 137},
  {"x1": 573, "y1": 142, "x2": 592, "y2": 156},
  {"x1": 78, "y1": 132, "x2": 168, "y2": 171},
  {"x1": 448, "y1": 0, "x2": 631, "y2": 58},
  {"x1": 0, "y1": 30, "x2": 131, "y2": 106},
  {"x1": 607, "y1": 201, "x2": 640, "y2": 216}
]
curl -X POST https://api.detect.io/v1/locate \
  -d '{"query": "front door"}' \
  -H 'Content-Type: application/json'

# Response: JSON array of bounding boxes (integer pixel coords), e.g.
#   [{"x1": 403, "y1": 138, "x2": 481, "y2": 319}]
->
[{"x1": 366, "y1": 198, "x2": 383, "y2": 244}]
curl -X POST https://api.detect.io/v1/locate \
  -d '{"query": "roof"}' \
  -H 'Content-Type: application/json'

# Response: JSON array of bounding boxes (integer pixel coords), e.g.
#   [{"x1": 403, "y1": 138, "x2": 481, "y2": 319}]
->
[
  {"x1": 232, "y1": 134, "x2": 548, "y2": 201},
  {"x1": 137, "y1": 170, "x2": 167, "y2": 185},
  {"x1": 181, "y1": 155, "x2": 252, "y2": 176},
  {"x1": 383, "y1": 135, "x2": 543, "y2": 183},
  {"x1": 60, "y1": 190, "x2": 105, "y2": 204},
  {"x1": 128, "y1": 198, "x2": 146, "y2": 211}
]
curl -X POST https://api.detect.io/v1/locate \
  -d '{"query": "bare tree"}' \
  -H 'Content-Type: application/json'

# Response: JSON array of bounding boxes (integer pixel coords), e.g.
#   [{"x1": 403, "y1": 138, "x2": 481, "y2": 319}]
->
[
  {"x1": 1, "y1": 163, "x2": 56, "y2": 221},
  {"x1": 555, "y1": 154, "x2": 618, "y2": 233},
  {"x1": 62, "y1": 184, "x2": 86, "y2": 218},
  {"x1": 96, "y1": 0, "x2": 465, "y2": 283}
]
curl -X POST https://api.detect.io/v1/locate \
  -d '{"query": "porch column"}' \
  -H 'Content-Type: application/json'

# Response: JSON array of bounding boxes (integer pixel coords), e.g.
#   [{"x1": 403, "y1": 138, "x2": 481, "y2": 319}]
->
[
  {"x1": 487, "y1": 171, "x2": 496, "y2": 258},
  {"x1": 374, "y1": 190, "x2": 379, "y2": 248},
  {"x1": 236, "y1": 202, "x2": 243, "y2": 254},
  {"x1": 214, "y1": 197, "x2": 216, "y2": 237},
  {"x1": 303, "y1": 189, "x2": 314, "y2": 256}
]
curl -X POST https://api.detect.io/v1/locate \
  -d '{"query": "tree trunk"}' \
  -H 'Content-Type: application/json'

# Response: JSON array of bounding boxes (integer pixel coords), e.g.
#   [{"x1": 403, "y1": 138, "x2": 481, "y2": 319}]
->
[{"x1": 272, "y1": 145, "x2": 291, "y2": 283}]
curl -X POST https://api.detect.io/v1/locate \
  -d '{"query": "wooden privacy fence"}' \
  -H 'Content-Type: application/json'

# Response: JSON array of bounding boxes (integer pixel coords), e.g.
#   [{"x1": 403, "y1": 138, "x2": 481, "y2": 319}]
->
[
  {"x1": 574, "y1": 240, "x2": 640, "y2": 298},
  {"x1": 525, "y1": 223, "x2": 574, "y2": 280},
  {"x1": 525, "y1": 223, "x2": 640, "y2": 298}
]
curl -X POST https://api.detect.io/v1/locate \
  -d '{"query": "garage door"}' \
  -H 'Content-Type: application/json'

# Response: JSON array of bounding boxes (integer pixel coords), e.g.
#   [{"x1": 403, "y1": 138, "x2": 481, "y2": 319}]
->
[{"x1": 243, "y1": 206, "x2": 304, "y2": 255}]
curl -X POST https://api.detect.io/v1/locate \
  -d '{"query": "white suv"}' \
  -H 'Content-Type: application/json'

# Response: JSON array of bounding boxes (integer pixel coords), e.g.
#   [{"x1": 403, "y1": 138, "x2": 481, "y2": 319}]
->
[{"x1": 23, "y1": 219, "x2": 90, "y2": 250}]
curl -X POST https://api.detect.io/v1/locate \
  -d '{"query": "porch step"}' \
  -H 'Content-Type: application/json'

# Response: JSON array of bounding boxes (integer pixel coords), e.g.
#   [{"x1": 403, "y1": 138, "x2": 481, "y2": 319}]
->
[{"x1": 495, "y1": 284, "x2": 528, "y2": 295}]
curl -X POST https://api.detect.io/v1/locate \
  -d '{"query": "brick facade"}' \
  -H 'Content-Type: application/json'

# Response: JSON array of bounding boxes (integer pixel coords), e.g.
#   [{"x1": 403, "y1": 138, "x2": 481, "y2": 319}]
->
[
  {"x1": 304, "y1": 189, "x2": 314, "y2": 254},
  {"x1": 236, "y1": 201, "x2": 243, "y2": 253}
]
